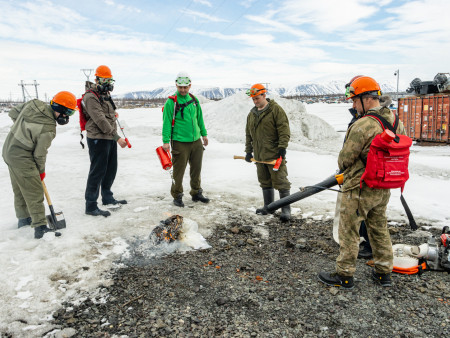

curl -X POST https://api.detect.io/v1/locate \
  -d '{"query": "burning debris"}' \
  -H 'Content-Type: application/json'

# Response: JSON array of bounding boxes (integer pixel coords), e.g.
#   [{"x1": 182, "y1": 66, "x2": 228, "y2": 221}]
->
[{"x1": 150, "y1": 215, "x2": 184, "y2": 244}]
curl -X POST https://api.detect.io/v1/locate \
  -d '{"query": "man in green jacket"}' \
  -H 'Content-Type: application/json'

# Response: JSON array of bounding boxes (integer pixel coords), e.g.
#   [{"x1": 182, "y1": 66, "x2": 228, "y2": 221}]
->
[
  {"x1": 161, "y1": 72, "x2": 209, "y2": 207},
  {"x1": 2, "y1": 91, "x2": 77, "y2": 239},
  {"x1": 245, "y1": 84, "x2": 291, "y2": 221}
]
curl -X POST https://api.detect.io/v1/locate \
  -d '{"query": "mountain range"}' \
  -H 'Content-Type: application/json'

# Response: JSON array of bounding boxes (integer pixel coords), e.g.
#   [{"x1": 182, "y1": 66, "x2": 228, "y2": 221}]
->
[{"x1": 114, "y1": 81, "x2": 396, "y2": 100}]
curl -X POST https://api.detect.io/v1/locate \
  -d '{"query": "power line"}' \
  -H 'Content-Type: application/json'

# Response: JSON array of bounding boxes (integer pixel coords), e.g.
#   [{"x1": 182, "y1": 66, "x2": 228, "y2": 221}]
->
[
  {"x1": 162, "y1": 0, "x2": 195, "y2": 41},
  {"x1": 18, "y1": 80, "x2": 39, "y2": 102},
  {"x1": 81, "y1": 68, "x2": 95, "y2": 81}
]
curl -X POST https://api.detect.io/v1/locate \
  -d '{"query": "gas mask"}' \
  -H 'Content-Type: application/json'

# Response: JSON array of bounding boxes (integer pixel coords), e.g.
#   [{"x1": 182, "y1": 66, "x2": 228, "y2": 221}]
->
[
  {"x1": 56, "y1": 114, "x2": 69, "y2": 125},
  {"x1": 51, "y1": 102, "x2": 75, "y2": 125},
  {"x1": 96, "y1": 77, "x2": 115, "y2": 93}
]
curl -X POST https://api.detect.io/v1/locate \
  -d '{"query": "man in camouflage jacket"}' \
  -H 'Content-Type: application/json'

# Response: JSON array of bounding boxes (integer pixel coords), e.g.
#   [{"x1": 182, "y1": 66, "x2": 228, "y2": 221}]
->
[{"x1": 319, "y1": 76, "x2": 406, "y2": 289}]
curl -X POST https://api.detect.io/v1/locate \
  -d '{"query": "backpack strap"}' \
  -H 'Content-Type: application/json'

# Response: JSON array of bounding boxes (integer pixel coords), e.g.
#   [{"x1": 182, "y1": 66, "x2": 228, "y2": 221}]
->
[{"x1": 365, "y1": 113, "x2": 400, "y2": 143}]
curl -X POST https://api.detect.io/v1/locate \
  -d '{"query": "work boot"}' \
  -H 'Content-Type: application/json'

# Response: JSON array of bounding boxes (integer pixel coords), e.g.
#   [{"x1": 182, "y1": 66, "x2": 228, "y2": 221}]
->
[
  {"x1": 85, "y1": 208, "x2": 111, "y2": 217},
  {"x1": 18, "y1": 217, "x2": 32, "y2": 228},
  {"x1": 256, "y1": 188, "x2": 274, "y2": 215},
  {"x1": 103, "y1": 199, "x2": 127, "y2": 205},
  {"x1": 358, "y1": 244, "x2": 373, "y2": 259},
  {"x1": 372, "y1": 270, "x2": 392, "y2": 287},
  {"x1": 173, "y1": 195, "x2": 184, "y2": 208},
  {"x1": 318, "y1": 271, "x2": 354, "y2": 290},
  {"x1": 279, "y1": 189, "x2": 291, "y2": 222},
  {"x1": 34, "y1": 225, "x2": 52, "y2": 239},
  {"x1": 192, "y1": 190, "x2": 210, "y2": 203}
]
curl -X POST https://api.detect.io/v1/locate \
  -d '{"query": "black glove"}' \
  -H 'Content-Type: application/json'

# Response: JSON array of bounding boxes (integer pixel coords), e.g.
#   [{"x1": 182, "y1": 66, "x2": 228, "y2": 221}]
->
[
  {"x1": 277, "y1": 148, "x2": 286, "y2": 159},
  {"x1": 245, "y1": 152, "x2": 253, "y2": 163}
]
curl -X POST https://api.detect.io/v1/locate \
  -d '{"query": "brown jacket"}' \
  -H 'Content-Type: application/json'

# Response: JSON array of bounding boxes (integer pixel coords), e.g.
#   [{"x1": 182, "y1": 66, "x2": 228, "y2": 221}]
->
[{"x1": 82, "y1": 82, "x2": 120, "y2": 141}]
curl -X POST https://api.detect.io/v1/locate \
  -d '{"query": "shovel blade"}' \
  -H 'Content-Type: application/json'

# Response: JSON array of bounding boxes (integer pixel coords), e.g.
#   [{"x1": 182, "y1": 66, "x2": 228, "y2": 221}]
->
[{"x1": 46, "y1": 211, "x2": 66, "y2": 230}]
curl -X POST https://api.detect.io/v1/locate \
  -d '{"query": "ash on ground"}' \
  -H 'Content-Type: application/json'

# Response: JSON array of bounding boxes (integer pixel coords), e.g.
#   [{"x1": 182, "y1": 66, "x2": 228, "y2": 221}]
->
[{"x1": 50, "y1": 215, "x2": 449, "y2": 337}]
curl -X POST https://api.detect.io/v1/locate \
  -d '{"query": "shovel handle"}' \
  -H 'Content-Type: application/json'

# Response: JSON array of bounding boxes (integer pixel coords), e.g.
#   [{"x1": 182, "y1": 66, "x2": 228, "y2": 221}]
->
[
  {"x1": 233, "y1": 155, "x2": 276, "y2": 165},
  {"x1": 42, "y1": 180, "x2": 53, "y2": 206}
]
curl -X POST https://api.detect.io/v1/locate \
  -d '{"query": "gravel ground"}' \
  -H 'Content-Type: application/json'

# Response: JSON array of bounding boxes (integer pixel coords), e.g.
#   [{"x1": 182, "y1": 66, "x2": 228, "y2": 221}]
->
[{"x1": 45, "y1": 213, "x2": 450, "y2": 337}]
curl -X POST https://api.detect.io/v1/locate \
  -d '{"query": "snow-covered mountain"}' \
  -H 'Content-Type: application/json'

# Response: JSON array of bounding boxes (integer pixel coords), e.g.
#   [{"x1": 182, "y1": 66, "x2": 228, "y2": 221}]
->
[{"x1": 115, "y1": 81, "x2": 396, "y2": 100}]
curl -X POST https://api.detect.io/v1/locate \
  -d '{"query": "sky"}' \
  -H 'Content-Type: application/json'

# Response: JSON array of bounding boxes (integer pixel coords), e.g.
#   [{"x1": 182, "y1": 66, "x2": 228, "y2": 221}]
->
[{"x1": 0, "y1": 0, "x2": 449, "y2": 100}]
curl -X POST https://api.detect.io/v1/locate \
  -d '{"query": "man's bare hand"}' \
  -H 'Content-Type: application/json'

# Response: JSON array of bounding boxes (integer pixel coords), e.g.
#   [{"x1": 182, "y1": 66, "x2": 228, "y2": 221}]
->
[
  {"x1": 118, "y1": 138, "x2": 127, "y2": 148},
  {"x1": 162, "y1": 143, "x2": 170, "y2": 152},
  {"x1": 202, "y1": 136, "x2": 208, "y2": 147}
]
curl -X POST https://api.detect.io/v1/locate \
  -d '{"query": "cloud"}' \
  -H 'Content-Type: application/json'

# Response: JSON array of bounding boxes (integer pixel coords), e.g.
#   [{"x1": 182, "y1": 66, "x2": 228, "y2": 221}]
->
[
  {"x1": 181, "y1": 9, "x2": 229, "y2": 23},
  {"x1": 272, "y1": 0, "x2": 380, "y2": 32},
  {"x1": 194, "y1": 0, "x2": 212, "y2": 7},
  {"x1": 245, "y1": 15, "x2": 311, "y2": 39},
  {"x1": 103, "y1": 0, "x2": 142, "y2": 13}
]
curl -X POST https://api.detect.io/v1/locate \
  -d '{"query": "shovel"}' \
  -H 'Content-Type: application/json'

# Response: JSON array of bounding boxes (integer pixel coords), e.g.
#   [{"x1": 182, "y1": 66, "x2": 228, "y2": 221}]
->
[{"x1": 42, "y1": 180, "x2": 66, "y2": 230}]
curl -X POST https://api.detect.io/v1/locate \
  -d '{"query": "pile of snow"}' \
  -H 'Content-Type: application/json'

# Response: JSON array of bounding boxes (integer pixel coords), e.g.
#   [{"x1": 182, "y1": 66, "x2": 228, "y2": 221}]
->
[{"x1": 202, "y1": 92, "x2": 339, "y2": 145}]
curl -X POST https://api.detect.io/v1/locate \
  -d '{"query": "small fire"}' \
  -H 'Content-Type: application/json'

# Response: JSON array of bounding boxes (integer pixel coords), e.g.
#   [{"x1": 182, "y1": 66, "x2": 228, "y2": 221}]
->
[{"x1": 151, "y1": 215, "x2": 184, "y2": 243}]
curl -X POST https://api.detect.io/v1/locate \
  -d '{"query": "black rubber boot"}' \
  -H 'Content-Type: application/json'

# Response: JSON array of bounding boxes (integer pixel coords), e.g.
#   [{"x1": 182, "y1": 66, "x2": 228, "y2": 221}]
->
[
  {"x1": 279, "y1": 190, "x2": 291, "y2": 222},
  {"x1": 85, "y1": 208, "x2": 111, "y2": 217},
  {"x1": 318, "y1": 271, "x2": 354, "y2": 289},
  {"x1": 34, "y1": 225, "x2": 52, "y2": 239},
  {"x1": 173, "y1": 194, "x2": 184, "y2": 207},
  {"x1": 18, "y1": 217, "x2": 32, "y2": 228},
  {"x1": 192, "y1": 189, "x2": 210, "y2": 203},
  {"x1": 256, "y1": 188, "x2": 274, "y2": 215}
]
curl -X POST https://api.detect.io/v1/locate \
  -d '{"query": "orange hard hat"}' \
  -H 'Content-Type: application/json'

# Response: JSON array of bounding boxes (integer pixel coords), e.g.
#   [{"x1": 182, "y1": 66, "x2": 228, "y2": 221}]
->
[
  {"x1": 345, "y1": 76, "x2": 381, "y2": 100},
  {"x1": 247, "y1": 83, "x2": 267, "y2": 98},
  {"x1": 95, "y1": 65, "x2": 112, "y2": 78},
  {"x1": 52, "y1": 91, "x2": 77, "y2": 110},
  {"x1": 345, "y1": 75, "x2": 364, "y2": 89}
]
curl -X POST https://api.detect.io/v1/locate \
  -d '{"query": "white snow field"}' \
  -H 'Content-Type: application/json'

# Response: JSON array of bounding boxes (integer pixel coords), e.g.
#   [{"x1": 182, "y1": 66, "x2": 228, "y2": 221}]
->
[{"x1": 0, "y1": 93, "x2": 449, "y2": 336}]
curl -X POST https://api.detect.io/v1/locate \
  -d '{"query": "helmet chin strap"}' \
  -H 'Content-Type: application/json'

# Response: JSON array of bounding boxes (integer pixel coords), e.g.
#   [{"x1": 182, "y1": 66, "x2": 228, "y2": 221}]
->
[{"x1": 360, "y1": 96, "x2": 366, "y2": 116}]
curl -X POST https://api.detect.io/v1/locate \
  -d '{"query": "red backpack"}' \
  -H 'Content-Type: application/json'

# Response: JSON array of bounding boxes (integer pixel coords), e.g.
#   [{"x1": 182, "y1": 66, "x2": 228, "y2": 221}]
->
[
  {"x1": 360, "y1": 113, "x2": 412, "y2": 192},
  {"x1": 77, "y1": 90, "x2": 99, "y2": 148}
]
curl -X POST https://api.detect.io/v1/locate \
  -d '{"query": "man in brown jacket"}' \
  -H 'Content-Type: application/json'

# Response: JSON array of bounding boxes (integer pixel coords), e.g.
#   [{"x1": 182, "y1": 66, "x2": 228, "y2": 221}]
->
[{"x1": 83, "y1": 65, "x2": 127, "y2": 217}]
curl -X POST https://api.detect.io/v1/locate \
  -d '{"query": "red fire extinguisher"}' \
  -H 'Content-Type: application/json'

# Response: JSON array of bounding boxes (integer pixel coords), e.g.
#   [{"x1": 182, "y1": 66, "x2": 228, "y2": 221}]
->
[{"x1": 156, "y1": 146, "x2": 172, "y2": 170}]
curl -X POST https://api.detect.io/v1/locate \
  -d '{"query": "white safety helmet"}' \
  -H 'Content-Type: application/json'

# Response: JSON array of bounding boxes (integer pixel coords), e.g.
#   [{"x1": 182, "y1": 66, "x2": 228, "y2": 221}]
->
[{"x1": 175, "y1": 71, "x2": 191, "y2": 87}]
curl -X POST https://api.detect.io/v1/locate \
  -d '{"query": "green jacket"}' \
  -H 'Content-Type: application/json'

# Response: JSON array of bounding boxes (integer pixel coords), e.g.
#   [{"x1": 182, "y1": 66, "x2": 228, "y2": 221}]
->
[
  {"x1": 338, "y1": 106, "x2": 406, "y2": 191},
  {"x1": 162, "y1": 92, "x2": 207, "y2": 144},
  {"x1": 2, "y1": 99, "x2": 56, "y2": 174},
  {"x1": 245, "y1": 99, "x2": 290, "y2": 162},
  {"x1": 82, "y1": 82, "x2": 120, "y2": 141}
]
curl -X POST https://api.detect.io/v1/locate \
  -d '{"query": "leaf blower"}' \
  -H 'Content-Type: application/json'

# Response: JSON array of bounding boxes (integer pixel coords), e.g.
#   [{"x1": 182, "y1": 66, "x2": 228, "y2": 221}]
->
[{"x1": 266, "y1": 172, "x2": 344, "y2": 213}]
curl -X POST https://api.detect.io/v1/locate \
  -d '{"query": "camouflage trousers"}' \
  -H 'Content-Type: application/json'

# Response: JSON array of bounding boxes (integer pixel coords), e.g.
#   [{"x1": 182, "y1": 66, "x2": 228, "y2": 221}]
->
[
  {"x1": 336, "y1": 186, "x2": 393, "y2": 276},
  {"x1": 255, "y1": 159, "x2": 291, "y2": 190},
  {"x1": 8, "y1": 165, "x2": 47, "y2": 228}
]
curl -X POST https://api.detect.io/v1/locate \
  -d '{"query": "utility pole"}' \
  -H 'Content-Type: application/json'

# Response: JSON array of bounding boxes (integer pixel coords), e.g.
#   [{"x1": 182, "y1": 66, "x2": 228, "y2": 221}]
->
[
  {"x1": 18, "y1": 80, "x2": 40, "y2": 102},
  {"x1": 81, "y1": 68, "x2": 94, "y2": 81},
  {"x1": 394, "y1": 69, "x2": 399, "y2": 100}
]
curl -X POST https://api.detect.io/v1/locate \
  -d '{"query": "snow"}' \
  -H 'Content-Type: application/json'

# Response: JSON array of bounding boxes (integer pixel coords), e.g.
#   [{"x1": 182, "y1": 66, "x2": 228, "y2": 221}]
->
[{"x1": 1, "y1": 94, "x2": 449, "y2": 336}]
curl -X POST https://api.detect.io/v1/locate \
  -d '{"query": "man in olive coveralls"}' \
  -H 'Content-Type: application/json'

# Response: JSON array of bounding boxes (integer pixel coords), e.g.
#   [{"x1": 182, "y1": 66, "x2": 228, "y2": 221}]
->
[
  {"x1": 161, "y1": 72, "x2": 209, "y2": 207},
  {"x1": 245, "y1": 84, "x2": 291, "y2": 221},
  {"x1": 3, "y1": 91, "x2": 77, "y2": 239},
  {"x1": 318, "y1": 76, "x2": 406, "y2": 289}
]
